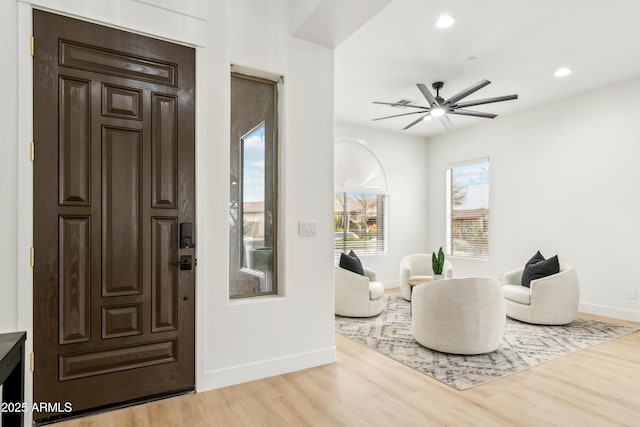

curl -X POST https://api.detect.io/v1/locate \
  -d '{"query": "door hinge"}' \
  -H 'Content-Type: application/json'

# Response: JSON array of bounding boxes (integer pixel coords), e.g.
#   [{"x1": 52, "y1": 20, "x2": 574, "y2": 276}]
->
[
  {"x1": 30, "y1": 352, "x2": 35, "y2": 372},
  {"x1": 30, "y1": 246, "x2": 35, "y2": 267},
  {"x1": 30, "y1": 141, "x2": 35, "y2": 162},
  {"x1": 30, "y1": 36, "x2": 35, "y2": 57}
]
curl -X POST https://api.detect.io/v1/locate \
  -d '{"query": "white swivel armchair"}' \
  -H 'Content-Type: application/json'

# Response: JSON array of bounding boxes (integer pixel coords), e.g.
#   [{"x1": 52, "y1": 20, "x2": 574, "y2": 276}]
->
[
  {"x1": 335, "y1": 266, "x2": 384, "y2": 317},
  {"x1": 399, "y1": 254, "x2": 453, "y2": 301},
  {"x1": 502, "y1": 263, "x2": 579, "y2": 325},
  {"x1": 412, "y1": 278, "x2": 505, "y2": 355}
]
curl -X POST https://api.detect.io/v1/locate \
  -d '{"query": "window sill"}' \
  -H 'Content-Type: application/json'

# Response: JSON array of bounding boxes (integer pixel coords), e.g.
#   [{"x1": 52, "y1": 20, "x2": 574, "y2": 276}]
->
[
  {"x1": 229, "y1": 293, "x2": 284, "y2": 304},
  {"x1": 447, "y1": 255, "x2": 489, "y2": 262},
  {"x1": 334, "y1": 251, "x2": 388, "y2": 260}
]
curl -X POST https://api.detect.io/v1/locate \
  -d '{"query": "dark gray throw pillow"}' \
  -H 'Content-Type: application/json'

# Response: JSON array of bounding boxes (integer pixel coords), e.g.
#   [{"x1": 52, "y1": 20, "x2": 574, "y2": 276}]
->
[
  {"x1": 522, "y1": 254, "x2": 560, "y2": 287},
  {"x1": 529, "y1": 250, "x2": 545, "y2": 265},
  {"x1": 339, "y1": 250, "x2": 364, "y2": 276},
  {"x1": 521, "y1": 250, "x2": 546, "y2": 286}
]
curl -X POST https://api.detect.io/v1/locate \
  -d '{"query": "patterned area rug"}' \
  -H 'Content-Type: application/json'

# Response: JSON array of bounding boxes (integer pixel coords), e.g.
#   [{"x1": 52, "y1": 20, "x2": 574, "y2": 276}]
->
[{"x1": 335, "y1": 294, "x2": 637, "y2": 390}]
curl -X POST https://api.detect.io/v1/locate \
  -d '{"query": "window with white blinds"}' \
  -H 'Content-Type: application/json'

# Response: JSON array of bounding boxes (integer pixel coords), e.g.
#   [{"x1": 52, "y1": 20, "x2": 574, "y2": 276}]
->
[
  {"x1": 334, "y1": 192, "x2": 386, "y2": 255},
  {"x1": 446, "y1": 159, "x2": 489, "y2": 259},
  {"x1": 334, "y1": 138, "x2": 388, "y2": 256}
]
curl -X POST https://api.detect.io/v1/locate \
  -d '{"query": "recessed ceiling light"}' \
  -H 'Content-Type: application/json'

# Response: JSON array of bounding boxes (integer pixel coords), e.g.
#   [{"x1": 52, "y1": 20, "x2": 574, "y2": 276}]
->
[
  {"x1": 435, "y1": 15, "x2": 455, "y2": 29},
  {"x1": 554, "y1": 67, "x2": 572, "y2": 77}
]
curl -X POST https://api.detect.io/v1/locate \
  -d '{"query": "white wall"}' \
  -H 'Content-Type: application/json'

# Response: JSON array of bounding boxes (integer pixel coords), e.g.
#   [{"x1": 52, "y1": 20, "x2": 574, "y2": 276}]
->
[
  {"x1": 335, "y1": 121, "x2": 430, "y2": 287},
  {"x1": 7, "y1": 1, "x2": 335, "y2": 424},
  {"x1": 425, "y1": 76, "x2": 640, "y2": 322},
  {"x1": 0, "y1": 0, "x2": 18, "y2": 334},
  {"x1": 199, "y1": 0, "x2": 336, "y2": 390}
]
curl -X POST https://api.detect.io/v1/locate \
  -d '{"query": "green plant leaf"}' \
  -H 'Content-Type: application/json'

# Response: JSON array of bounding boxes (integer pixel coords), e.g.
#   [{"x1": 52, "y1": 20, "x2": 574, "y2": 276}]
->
[{"x1": 432, "y1": 247, "x2": 444, "y2": 275}]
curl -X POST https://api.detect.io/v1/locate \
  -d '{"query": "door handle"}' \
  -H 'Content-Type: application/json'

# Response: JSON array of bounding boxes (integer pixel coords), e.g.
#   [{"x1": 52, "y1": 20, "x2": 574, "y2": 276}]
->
[{"x1": 171, "y1": 255, "x2": 193, "y2": 270}]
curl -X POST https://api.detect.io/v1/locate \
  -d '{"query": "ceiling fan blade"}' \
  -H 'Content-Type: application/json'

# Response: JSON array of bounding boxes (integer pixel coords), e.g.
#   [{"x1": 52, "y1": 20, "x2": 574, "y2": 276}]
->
[
  {"x1": 402, "y1": 114, "x2": 430, "y2": 130},
  {"x1": 438, "y1": 114, "x2": 454, "y2": 130},
  {"x1": 448, "y1": 109, "x2": 497, "y2": 119},
  {"x1": 453, "y1": 94, "x2": 518, "y2": 109},
  {"x1": 417, "y1": 83, "x2": 438, "y2": 106},
  {"x1": 373, "y1": 101, "x2": 430, "y2": 110},
  {"x1": 444, "y1": 79, "x2": 491, "y2": 105},
  {"x1": 373, "y1": 111, "x2": 428, "y2": 121}
]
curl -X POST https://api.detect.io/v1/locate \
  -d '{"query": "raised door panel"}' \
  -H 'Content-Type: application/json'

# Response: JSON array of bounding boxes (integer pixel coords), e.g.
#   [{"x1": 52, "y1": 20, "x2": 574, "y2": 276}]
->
[
  {"x1": 102, "y1": 127, "x2": 142, "y2": 296},
  {"x1": 59, "y1": 340, "x2": 177, "y2": 381},
  {"x1": 151, "y1": 94, "x2": 178, "y2": 208},
  {"x1": 60, "y1": 40, "x2": 177, "y2": 87},
  {"x1": 102, "y1": 304, "x2": 142, "y2": 339},
  {"x1": 59, "y1": 77, "x2": 91, "y2": 206},
  {"x1": 102, "y1": 84, "x2": 142, "y2": 120},
  {"x1": 151, "y1": 218, "x2": 177, "y2": 331},
  {"x1": 59, "y1": 216, "x2": 91, "y2": 344}
]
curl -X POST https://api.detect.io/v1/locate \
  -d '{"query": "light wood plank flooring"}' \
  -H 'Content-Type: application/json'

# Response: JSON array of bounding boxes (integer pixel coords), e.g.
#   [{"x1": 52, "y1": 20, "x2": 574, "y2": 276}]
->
[{"x1": 57, "y1": 310, "x2": 639, "y2": 426}]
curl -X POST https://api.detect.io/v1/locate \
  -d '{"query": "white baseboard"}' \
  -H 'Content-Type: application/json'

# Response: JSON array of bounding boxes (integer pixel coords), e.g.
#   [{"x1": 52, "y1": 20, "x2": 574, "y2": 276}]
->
[
  {"x1": 579, "y1": 302, "x2": 640, "y2": 323},
  {"x1": 382, "y1": 280, "x2": 399, "y2": 289},
  {"x1": 197, "y1": 346, "x2": 336, "y2": 392}
]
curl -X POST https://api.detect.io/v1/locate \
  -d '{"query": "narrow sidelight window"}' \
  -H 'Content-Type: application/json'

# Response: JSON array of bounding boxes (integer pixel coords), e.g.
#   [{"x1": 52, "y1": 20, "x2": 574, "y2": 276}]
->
[{"x1": 229, "y1": 73, "x2": 278, "y2": 298}]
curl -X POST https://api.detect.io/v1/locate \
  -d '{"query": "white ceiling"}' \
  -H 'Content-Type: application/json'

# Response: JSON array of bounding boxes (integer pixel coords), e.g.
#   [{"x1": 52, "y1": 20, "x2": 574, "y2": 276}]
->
[{"x1": 333, "y1": 0, "x2": 640, "y2": 137}]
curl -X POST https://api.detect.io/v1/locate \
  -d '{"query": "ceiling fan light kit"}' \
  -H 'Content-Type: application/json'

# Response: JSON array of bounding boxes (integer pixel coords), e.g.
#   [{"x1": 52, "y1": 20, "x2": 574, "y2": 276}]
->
[
  {"x1": 431, "y1": 107, "x2": 445, "y2": 117},
  {"x1": 373, "y1": 79, "x2": 518, "y2": 130}
]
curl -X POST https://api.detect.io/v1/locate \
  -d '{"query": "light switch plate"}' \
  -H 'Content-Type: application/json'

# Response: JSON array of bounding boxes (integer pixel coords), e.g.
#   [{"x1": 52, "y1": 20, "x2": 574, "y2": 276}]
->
[{"x1": 299, "y1": 220, "x2": 317, "y2": 237}]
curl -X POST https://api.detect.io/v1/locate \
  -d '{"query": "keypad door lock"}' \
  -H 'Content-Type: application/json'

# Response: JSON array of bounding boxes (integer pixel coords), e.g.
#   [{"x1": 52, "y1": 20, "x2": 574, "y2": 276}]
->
[{"x1": 180, "y1": 223, "x2": 194, "y2": 248}]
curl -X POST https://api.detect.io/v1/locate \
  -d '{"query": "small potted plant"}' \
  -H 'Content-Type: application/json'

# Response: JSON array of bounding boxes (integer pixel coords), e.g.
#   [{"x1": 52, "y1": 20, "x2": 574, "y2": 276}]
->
[{"x1": 432, "y1": 246, "x2": 445, "y2": 280}]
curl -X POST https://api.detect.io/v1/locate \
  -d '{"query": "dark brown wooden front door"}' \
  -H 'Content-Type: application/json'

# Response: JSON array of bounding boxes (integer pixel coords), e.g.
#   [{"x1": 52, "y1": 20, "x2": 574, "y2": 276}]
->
[{"x1": 33, "y1": 10, "x2": 195, "y2": 421}]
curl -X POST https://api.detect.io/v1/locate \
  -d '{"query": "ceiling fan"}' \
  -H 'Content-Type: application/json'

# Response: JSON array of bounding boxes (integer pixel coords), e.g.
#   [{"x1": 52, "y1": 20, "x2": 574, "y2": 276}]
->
[{"x1": 373, "y1": 80, "x2": 518, "y2": 130}]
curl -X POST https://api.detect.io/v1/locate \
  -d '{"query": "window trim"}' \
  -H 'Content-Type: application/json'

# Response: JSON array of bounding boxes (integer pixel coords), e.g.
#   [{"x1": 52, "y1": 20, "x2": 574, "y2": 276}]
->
[{"x1": 229, "y1": 72, "x2": 279, "y2": 299}]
